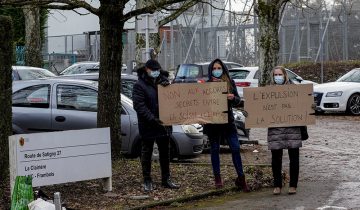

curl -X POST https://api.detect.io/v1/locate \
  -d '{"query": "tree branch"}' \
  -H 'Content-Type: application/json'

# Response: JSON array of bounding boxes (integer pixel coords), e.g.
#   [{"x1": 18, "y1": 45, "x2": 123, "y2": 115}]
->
[
  {"x1": 123, "y1": 0, "x2": 202, "y2": 21},
  {"x1": 159, "y1": 1, "x2": 199, "y2": 26},
  {"x1": 0, "y1": 0, "x2": 99, "y2": 15}
]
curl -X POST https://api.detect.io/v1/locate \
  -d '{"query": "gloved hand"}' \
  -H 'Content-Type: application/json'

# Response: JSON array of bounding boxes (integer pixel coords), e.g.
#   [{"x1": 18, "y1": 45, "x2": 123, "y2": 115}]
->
[
  {"x1": 160, "y1": 80, "x2": 170, "y2": 87},
  {"x1": 311, "y1": 103, "x2": 317, "y2": 110}
]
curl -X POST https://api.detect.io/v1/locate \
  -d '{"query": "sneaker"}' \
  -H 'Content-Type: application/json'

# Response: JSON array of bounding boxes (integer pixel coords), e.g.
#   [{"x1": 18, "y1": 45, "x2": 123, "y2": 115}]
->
[
  {"x1": 273, "y1": 187, "x2": 281, "y2": 195},
  {"x1": 288, "y1": 187, "x2": 296, "y2": 195}
]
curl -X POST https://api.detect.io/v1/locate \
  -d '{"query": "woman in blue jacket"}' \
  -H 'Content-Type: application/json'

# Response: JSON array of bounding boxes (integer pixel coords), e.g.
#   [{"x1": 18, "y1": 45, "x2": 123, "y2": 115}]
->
[{"x1": 203, "y1": 59, "x2": 249, "y2": 192}]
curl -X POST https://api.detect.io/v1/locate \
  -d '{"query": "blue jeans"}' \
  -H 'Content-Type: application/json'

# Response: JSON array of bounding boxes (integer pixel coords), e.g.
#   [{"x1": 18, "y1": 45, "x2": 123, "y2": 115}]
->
[{"x1": 209, "y1": 129, "x2": 244, "y2": 177}]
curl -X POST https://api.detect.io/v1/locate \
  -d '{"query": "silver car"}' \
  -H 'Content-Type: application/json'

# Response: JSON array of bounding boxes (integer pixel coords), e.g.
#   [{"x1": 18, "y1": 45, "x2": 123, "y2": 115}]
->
[
  {"x1": 12, "y1": 66, "x2": 56, "y2": 81},
  {"x1": 12, "y1": 78, "x2": 203, "y2": 158}
]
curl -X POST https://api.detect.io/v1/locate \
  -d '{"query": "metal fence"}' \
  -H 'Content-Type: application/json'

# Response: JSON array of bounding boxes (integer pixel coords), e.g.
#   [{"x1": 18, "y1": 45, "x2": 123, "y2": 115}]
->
[{"x1": 38, "y1": 1, "x2": 360, "y2": 73}]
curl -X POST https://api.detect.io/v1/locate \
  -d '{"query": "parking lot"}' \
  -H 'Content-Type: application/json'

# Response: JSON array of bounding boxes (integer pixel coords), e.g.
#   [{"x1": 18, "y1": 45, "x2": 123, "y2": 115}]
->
[{"x1": 179, "y1": 113, "x2": 360, "y2": 209}]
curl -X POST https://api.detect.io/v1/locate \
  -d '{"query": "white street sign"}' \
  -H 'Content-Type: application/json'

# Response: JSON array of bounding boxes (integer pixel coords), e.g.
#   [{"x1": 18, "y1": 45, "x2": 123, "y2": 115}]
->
[
  {"x1": 136, "y1": 13, "x2": 158, "y2": 34},
  {"x1": 9, "y1": 128, "x2": 112, "y2": 191}
]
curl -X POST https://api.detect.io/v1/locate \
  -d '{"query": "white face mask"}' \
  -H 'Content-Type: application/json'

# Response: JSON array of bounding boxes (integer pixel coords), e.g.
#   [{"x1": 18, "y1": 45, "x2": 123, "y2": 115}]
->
[
  {"x1": 148, "y1": 70, "x2": 160, "y2": 78},
  {"x1": 274, "y1": 75, "x2": 285, "y2": 84}
]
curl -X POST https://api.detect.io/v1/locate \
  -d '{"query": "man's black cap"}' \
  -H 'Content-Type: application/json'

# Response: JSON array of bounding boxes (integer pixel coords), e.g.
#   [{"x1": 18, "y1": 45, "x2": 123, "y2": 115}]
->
[{"x1": 145, "y1": 59, "x2": 161, "y2": 71}]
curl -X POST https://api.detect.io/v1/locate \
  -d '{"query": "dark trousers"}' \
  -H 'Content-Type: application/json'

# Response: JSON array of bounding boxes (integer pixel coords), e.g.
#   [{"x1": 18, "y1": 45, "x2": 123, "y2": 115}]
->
[
  {"x1": 141, "y1": 136, "x2": 170, "y2": 182},
  {"x1": 271, "y1": 148, "x2": 299, "y2": 188},
  {"x1": 209, "y1": 130, "x2": 244, "y2": 177}
]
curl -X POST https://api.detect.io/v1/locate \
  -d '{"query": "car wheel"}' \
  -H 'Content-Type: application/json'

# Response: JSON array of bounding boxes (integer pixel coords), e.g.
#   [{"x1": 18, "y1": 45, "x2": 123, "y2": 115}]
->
[{"x1": 346, "y1": 93, "x2": 360, "y2": 115}]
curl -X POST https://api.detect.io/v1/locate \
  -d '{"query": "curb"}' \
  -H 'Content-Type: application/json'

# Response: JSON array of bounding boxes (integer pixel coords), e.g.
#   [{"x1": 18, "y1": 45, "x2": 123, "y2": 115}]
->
[{"x1": 127, "y1": 186, "x2": 241, "y2": 210}]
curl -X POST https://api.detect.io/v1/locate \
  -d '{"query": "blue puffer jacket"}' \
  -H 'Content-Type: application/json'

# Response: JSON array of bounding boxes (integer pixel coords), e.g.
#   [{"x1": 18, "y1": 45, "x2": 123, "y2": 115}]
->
[{"x1": 132, "y1": 67, "x2": 172, "y2": 138}]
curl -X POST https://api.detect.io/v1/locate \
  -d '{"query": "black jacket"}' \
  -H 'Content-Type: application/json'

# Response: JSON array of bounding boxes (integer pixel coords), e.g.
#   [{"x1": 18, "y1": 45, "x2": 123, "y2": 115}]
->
[
  {"x1": 203, "y1": 59, "x2": 242, "y2": 136},
  {"x1": 132, "y1": 67, "x2": 172, "y2": 138}
]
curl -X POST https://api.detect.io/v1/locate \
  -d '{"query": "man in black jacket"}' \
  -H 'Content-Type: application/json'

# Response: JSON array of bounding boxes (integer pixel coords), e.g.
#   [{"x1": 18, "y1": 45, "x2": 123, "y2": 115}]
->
[{"x1": 132, "y1": 59, "x2": 179, "y2": 192}]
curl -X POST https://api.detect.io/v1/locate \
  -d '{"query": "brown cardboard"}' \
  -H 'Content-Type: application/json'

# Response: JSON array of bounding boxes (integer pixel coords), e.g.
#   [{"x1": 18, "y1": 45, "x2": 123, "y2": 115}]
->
[
  {"x1": 158, "y1": 82, "x2": 228, "y2": 125},
  {"x1": 244, "y1": 84, "x2": 315, "y2": 128}
]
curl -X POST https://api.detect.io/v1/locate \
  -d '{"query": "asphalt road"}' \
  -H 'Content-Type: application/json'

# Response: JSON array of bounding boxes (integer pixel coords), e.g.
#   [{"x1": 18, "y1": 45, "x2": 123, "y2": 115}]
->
[{"x1": 180, "y1": 115, "x2": 360, "y2": 210}]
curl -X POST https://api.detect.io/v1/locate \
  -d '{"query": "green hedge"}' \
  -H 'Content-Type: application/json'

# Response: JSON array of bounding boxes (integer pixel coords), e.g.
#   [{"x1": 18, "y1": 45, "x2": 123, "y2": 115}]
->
[{"x1": 283, "y1": 60, "x2": 360, "y2": 83}]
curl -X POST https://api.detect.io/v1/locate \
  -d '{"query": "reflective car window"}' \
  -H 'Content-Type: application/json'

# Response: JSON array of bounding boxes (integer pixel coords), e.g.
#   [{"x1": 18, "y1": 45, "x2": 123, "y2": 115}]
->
[
  {"x1": 60, "y1": 63, "x2": 99, "y2": 75},
  {"x1": 57, "y1": 85, "x2": 98, "y2": 112},
  {"x1": 286, "y1": 70, "x2": 297, "y2": 80},
  {"x1": 176, "y1": 64, "x2": 202, "y2": 79},
  {"x1": 229, "y1": 70, "x2": 250, "y2": 79},
  {"x1": 121, "y1": 106, "x2": 126, "y2": 115},
  {"x1": 337, "y1": 70, "x2": 360, "y2": 82},
  {"x1": 17, "y1": 69, "x2": 56, "y2": 80},
  {"x1": 121, "y1": 79, "x2": 136, "y2": 99},
  {"x1": 228, "y1": 64, "x2": 243, "y2": 69},
  {"x1": 13, "y1": 85, "x2": 50, "y2": 108},
  {"x1": 254, "y1": 70, "x2": 261, "y2": 79}
]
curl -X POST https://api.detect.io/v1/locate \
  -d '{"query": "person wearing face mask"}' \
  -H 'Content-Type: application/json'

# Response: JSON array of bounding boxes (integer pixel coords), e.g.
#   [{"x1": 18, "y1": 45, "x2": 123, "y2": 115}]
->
[
  {"x1": 203, "y1": 59, "x2": 250, "y2": 192},
  {"x1": 268, "y1": 66, "x2": 302, "y2": 195},
  {"x1": 132, "y1": 59, "x2": 179, "y2": 192}
]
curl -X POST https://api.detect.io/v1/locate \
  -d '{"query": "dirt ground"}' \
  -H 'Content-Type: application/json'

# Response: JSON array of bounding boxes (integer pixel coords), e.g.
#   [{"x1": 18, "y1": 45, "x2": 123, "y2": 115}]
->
[{"x1": 0, "y1": 143, "x2": 271, "y2": 210}]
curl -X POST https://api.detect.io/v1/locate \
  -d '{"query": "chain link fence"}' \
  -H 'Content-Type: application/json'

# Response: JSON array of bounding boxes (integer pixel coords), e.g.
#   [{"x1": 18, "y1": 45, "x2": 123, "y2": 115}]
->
[{"x1": 37, "y1": 2, "x2": 360, "y2": 74}]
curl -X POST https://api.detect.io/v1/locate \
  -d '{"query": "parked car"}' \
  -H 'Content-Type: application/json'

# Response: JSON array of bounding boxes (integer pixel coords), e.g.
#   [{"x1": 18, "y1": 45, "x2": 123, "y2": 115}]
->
[
  {"x1": 57, "y1": 73, "x2": 138, "y2": 99},
  {"x1": 12, "y1": 66, "x2": 56, "y2": 81},
  {"x1": 12, "y1": 78, "x2": 204, "y2": 159},
  {"x1": 59, "y1": 61, "x2": 100, "y2": 75},
  {"x1": 314, "y1": 68, "x2": 360, "y2": 115},
  {"x1": 228, "y1": 66, "x2": 318, "y2": 98},
  {"x1": 173, "y1": 61, "x2": 243, "y2": 83}
]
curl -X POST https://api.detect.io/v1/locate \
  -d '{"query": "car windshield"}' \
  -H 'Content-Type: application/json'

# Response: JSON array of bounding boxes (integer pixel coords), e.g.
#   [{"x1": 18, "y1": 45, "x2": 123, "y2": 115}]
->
[
  {"x1": 229, "y1": 70, "x2": 250, "y2": 79},
  {"x1": 121, "y1": 79, "x2": 136, "y2": 99},
  {"x1": 337, "y1": 69, "x2": 360, "y2": 83},
  {"x1": 121, "y1": 94, "x2": 133, "y2": 107},
  {"x1": 176, "y1": 64, "x2": 202, "y2": 79},
  {"x1": 60, "y1": 63, "x2": 99, "y2": 75},
  {"x1": 17, "y1": 69, "x2": 56, "y2": 80}
]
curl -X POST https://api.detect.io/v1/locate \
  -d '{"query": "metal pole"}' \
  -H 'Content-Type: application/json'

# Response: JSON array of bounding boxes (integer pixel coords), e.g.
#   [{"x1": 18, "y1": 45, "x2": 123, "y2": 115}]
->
[
  {"x1": 145, "y1": 14, "x2": 150, "y2": 61},
  {"x1": 95, "y1": 31, "x2": 98, "y2": 61},
  {"x1": 64, "y1": 35, "x2": 67, "y2": 54},
  {"x1": 170, "y1": 21, "x2": 174, "y2": 69},
  {"x1": 54, "y1": 192, "x2": 61, "y2": 210},
  {"x1": 320, "y1": 13, "x2": 324, "y2": 84},
  {"x1": 343, "y1": 0, "x2": 349, "y2": 60},
  {"x1": 164, "y1": 30, "x2": 168, "y2": 69}
]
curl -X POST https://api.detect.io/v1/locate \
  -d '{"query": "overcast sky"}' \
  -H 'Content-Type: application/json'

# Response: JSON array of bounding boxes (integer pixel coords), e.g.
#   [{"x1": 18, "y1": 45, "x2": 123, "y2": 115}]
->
[{"x1": 47, "y1": 0, "x2": 136, "y2": 36}]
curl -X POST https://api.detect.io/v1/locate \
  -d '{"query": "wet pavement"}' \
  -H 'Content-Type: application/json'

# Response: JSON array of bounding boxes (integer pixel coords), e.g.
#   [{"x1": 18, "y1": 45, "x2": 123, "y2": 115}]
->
[{"x1": 177, "y1": 115, "x2": 360, "y2": 209}]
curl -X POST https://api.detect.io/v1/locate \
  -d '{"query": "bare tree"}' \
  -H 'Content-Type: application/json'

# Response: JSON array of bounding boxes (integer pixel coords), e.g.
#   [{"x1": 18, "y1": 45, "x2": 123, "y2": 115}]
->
[
  {"x1": 0, "y1": 0, "x2": 202, "y2": 160},
  {"x1": 0, "y1": 15, "x2": 13, "y2": 205},
  {"x1": 254, "y1": 0, "x2": 289, "y2": 86},
  {"x1": 135, "y1": 0, "x2": 200, "y2": 64},
  {"x1": 23, "y1": 5, "x2": 43, "y2": 67}
]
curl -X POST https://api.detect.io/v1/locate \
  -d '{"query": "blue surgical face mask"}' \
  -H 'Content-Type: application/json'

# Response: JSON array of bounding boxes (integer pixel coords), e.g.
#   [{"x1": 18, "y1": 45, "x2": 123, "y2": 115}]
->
[
  {"x1": 274, "y1": 75, "x2": 285, "y2": 85},
  {"x1": 148, "y1": 70, "x2": 160, "y2": 78},
  {"x1": 212, "y1": 69, "x2": 223, "y2": 78}
]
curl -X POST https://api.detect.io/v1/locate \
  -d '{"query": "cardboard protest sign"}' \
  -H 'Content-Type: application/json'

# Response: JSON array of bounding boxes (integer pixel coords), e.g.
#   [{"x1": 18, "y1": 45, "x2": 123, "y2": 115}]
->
[
  {"x1": 158, "y1": 82, "x2": 228, "y2": 125},
  {"x1": 244, "y1": 84, "x2": 315, "y2": 128}
]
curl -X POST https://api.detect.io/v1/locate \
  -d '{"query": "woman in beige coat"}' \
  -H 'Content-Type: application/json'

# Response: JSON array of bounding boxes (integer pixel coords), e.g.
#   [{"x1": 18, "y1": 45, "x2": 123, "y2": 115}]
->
[{"x1": 267, "y1": 66, "x2": 302, "y2": 195}]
